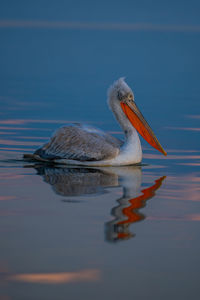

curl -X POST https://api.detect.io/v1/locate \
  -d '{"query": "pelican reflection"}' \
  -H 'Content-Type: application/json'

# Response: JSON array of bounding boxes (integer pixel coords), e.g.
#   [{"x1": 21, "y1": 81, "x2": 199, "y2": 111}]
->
[
  {"x1": 31, "y1": 164, "x2": 165, "y2": 242},
  {"x1": 105, "y1": 174, "x2": 165, "y2": 242}
]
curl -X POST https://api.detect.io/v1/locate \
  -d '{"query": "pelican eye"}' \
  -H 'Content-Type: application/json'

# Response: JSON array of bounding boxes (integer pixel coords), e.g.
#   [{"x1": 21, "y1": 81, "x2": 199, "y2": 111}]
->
[{"x1": 127, "y1": 93, "x2": 133, "y2": 101}]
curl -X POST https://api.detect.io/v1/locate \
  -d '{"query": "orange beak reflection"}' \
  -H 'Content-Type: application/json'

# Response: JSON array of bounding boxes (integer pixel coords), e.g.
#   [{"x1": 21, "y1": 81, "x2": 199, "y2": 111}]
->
[{"x1": 120, "y1": 101, "x2": 167, "y2": 156}]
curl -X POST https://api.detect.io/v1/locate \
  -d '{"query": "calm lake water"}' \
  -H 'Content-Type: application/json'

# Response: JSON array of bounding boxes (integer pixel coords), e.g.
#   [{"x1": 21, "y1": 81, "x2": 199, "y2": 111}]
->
[{"x1": 0, "y1": 1, "x2": 200, "y2": 299}]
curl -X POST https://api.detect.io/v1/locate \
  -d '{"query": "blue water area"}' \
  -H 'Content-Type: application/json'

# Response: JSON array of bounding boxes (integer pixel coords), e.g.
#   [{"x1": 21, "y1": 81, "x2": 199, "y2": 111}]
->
[{"x1": 0, "y1": 1, "x2": 200, "y2": 299}]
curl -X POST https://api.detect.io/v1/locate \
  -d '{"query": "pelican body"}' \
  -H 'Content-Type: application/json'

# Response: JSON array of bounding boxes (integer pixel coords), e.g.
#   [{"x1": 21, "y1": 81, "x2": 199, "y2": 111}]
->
[{"x1": 25, "y1": 78, "x2": 166, "y2": 166}]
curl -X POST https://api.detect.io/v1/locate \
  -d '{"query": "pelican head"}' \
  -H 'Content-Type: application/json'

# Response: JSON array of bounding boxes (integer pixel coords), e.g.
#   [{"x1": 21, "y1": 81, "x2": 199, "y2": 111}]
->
[
  {"x1": 108, "y1": 77, "x2": 134, "y2": 103},
  {"x1": 108, "y1": 78, "x2": 167, "y2": 156}
]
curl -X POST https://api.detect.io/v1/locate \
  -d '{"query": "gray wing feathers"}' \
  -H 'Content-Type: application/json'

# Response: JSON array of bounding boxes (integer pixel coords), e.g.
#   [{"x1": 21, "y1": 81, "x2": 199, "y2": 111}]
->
[{"x1": 34, "y1": 125, "x2": 122, "y2": 161}]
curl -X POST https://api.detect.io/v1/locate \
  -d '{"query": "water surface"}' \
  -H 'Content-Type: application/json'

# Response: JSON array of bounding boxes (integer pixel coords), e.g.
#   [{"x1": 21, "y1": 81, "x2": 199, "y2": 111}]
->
[{"x1": 0, "y1": 1, "x2": 200, "y2": 299}]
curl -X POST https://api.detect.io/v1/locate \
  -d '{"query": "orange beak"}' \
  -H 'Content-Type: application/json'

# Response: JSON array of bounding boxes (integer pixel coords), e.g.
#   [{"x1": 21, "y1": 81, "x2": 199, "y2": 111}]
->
[{"x1": 120, "y1": 101, "x2": 167, "y2": 156}]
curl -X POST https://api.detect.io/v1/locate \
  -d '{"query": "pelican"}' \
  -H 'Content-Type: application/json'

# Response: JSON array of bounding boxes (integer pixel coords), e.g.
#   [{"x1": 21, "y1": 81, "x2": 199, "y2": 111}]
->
[{"x1": 24, "y1": 78, "x2": 167, "y2": 166}]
